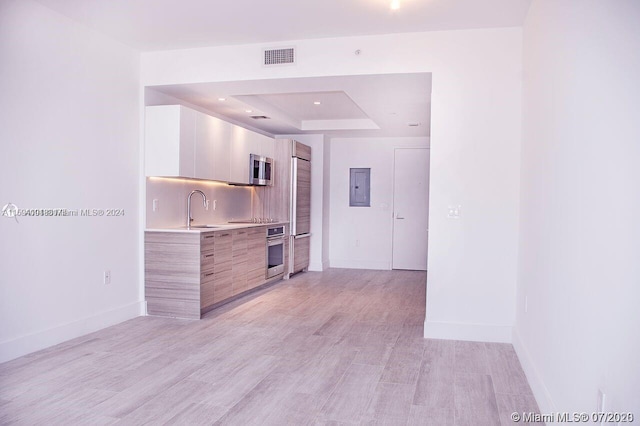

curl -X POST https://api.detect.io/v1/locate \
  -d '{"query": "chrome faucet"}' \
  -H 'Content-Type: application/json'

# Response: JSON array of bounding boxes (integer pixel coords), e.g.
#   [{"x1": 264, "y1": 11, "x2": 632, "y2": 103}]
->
[{"x1": 187, "y1": 190, "x2": 207, "y2": 228}]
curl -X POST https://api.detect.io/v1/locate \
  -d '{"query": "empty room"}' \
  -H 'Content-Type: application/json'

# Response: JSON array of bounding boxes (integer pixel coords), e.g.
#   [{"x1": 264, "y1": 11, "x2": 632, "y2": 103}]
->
[{"x1": 1, "y1": 0, "x2": 638, "y2": 424}]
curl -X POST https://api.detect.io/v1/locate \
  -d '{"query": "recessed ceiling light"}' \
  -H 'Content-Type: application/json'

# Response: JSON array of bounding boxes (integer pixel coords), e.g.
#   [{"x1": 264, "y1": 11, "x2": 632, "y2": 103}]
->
[
  {"x1": 245, "y1": 109, "x2": 252, "y2": 113},
  {"x1": 218, "y1": 97, "x2": 226, "y2": 101},
  {"x1": 390, "y1": 0, "x2": 400, "y2": 10},
  {"x1": 313, "y1": 101, "x2": 321, "y2": 105}
]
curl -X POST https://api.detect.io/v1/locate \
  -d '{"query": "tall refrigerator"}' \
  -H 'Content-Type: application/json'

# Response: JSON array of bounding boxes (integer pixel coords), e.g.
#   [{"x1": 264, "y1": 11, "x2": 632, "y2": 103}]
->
[{"x1": 289, "y1": 140, "x2": 311, "y2": 274}]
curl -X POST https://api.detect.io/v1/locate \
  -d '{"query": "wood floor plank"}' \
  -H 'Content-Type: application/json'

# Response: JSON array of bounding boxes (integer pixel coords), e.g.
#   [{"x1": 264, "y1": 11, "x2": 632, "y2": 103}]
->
[
  {"x1": 407, "y1": 403, "x2": 454, "y2": 426},
  {"x1": 454, "y1": 340, "x2": 490, "y2": 374},
  {"x1": 195, "y1": 355, "x2": 280, "y2": 408},
  {"x1": 363, "y1": 382, "x2": 415, "y2": 424},
  {"x1": 495, "y1": 393, "x2": 540, "y2": 426},
  {"x1": 485, "y1": 343, "x2": 534, "y2": 396},
  {"x1": 91, "y1": 359, "x2": 205, "y2": 418},
  {"x1": 380, "y1": 341, "x2": 424, "y2": 384},
  {"x1": 213, "y1": 375, "x2": 298, "y2": 425},
  {"x1": 413, "y1": 339, "x2": 455, "y2": 411},
  {"x1": 313, "y1": 312, "x2": 355, "y2": 337},
  {"x1": 454, "y1": 373, "x2": 501, "y2": 426},
  {"x1": 261, "y1": 392, "x2": 323, "y2": 425},
  {"x1": 290, "y1": 347, "x2": 359, "y2": 396},
  {"x1": 318, "y1": 363, "x2": 384, "y2": 423},
  {"x1": 164, "y1": 403, "x2": 227, "y2": 425},
  {"x1": 118, "y1": 379, "x2": 212, "y2": 424}
]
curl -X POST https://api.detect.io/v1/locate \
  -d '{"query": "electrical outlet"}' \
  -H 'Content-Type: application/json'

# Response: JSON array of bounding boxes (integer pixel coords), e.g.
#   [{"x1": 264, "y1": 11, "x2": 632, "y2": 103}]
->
[
  {"x1": 205, "y1": 200, "x2": 210, "y2": 210},
  {"x1": 213, "y1": 200, "x2": 217, "y2": 211},
  {"x1": 447, "y1": 205, "x2": 461, "y2": 219},
  {"x1": 103, "y1": 270, "x2": 111, "y2": 285},
  {"x1": 152, "y1": 199, "x2": 159, "y2": 212}
]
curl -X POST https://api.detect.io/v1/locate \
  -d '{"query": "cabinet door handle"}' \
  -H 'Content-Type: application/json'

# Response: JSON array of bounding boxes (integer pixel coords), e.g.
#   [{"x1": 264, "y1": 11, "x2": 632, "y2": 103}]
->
[
  {"x1": 204, "y1": 253, "x2": 214, "y2": 258},
  {"x1": 217, "y1": 233, "x2": 230, "y2": 237},
  {"x1": 204, "y1": 272, "x2": 214, "y2": 277},
  {"x1": 204, "y1": 235, "x2": 214, "y2": 239}
]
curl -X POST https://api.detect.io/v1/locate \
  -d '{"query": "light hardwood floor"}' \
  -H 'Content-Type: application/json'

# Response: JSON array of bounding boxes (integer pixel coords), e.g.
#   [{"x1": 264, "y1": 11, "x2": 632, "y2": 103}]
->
[{"x1": 0, "y1": 269, "x2": 539, "y2": 425}]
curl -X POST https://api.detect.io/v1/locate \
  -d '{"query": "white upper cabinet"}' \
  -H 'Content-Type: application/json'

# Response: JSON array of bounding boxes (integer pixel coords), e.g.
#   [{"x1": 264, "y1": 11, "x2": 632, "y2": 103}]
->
[
  {"x1": 146, "y1": 104, "x2": 273, "y2": 184},
  {"x1": 195, "y1": 113, "x2": 215, "y2": 180},
  {"x1": 195, "y1": 114, "x2": 231, "y2": 182},
  {"x1": 255, "y1": 132, "x2": 275, "y2": 159},
  {"x1": 145, "y1": 105, "x2": 196, "y2": 178},
  {"x1": 229, "y1": 126, "x2": 253, "y2": 184}
]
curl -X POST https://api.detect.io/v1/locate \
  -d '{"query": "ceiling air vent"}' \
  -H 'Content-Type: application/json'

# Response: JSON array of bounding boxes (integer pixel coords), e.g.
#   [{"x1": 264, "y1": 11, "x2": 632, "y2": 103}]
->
[
  {"x1": 263, "y1": 47, "x2": 295, "y2": 66},
  {"x1": 250, "y1": 115, "x2": 270, "y2": 120}
]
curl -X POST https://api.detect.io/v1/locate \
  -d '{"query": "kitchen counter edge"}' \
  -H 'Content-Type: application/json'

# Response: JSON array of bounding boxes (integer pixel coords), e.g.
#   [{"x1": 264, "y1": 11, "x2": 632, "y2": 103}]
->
[{"x1": 145, "y1": 221, "x2": 289, "y2": 233}]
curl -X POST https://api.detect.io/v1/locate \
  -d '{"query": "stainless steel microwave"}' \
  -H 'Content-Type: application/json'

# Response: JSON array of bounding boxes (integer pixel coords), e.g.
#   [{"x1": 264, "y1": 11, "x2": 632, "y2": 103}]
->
[{"x1": 249, "y1": 154, "x2": 273, "y2": 186}]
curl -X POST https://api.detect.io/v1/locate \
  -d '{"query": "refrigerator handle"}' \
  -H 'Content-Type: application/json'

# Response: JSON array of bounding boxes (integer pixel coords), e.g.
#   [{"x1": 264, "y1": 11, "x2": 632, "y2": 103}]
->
[{"x1": 290, "y1": 157, "x2": 298, "y2": 236}]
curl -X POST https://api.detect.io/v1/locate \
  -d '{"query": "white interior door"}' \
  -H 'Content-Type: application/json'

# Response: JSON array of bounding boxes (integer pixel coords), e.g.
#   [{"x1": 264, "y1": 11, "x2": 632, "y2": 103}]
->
[{"x1": 392, "y1": 148, "x2": 430, "y2": 270}]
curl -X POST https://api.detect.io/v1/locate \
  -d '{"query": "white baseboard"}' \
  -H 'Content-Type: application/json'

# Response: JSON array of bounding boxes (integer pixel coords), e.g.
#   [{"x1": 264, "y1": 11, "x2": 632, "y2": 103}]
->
[
  {"x1": 308, "y1": 261, "x2": 324, "y2": 272},
  {"x1": 423, "y1": 319, "x2": 513, "y2": 343},
  {"x1": 0, "y1": 301, "x2": 145, "y2": 364},
  {"x1": 512, "y1": 328, "x2": 556, "y2": 414},
  {"x1": 308, "y1": 259, "x2": 332, "y2": 272},
  {"x1": 329, "y1": 259, "x2": 391, "y2": 270}
]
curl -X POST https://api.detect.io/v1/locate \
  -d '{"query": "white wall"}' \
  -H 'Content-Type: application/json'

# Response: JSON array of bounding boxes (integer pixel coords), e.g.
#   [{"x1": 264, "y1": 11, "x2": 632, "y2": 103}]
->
[
  {"x1": 329, "y1": 137, "x2": 429, "y2": 270},
  {"x1": 515, "y1": 0, "x2": 640, "y2": 415},
  {"x1": 0, "y1": 0, "x2": 141, "y2": 362},
  {"x1": 277, "y1": 134, "x2": 329, "y2": 271},
  {"x1": 141, "y1": 27, "x2": 523, "y2": 342}
]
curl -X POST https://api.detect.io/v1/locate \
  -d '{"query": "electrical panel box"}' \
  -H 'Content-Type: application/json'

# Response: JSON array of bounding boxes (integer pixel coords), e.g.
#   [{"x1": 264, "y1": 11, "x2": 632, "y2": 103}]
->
[{"x1": 349, "y1": 168, "x2": 371, "y2": 207}]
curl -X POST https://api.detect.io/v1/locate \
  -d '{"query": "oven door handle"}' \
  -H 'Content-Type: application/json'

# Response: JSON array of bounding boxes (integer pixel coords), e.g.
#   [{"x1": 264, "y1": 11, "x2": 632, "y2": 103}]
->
[
  {"x1": 267, "y1": 237, "x2": 284, "y2": 247},
  {"x1": 294, "y1": 234, "x2": 311, "y2": 240}
]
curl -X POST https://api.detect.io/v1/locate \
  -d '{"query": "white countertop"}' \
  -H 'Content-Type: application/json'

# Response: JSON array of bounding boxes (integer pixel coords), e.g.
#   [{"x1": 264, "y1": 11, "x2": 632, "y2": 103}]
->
[{"x1": 145, "y1": 221, "x2": 289, "y2": 233}]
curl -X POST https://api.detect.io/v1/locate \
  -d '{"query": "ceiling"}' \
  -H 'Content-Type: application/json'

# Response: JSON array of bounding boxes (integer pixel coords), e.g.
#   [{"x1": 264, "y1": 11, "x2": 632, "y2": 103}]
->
[
  {"x1": 35, "y1": 0, "x2": 532, "y2": 51},
  {"x1": 147, "y1": 73, "x2": 432, "y2": 138},
  {"x1": 36, "y1": 0, "x2": 530, "y2": 139}
]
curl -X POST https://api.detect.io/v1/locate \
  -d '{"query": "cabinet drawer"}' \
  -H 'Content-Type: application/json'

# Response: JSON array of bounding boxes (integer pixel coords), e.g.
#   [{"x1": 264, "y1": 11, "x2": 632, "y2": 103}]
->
[
  {"x1": 200, "y1": 248, "x2": 215, "y2": 265},
  {"x1": 201, "y1": 269, "x2": 216, "y2": 283},
  {"x1": 200, "y1": 232, "x2": 217, "y2": 249}
]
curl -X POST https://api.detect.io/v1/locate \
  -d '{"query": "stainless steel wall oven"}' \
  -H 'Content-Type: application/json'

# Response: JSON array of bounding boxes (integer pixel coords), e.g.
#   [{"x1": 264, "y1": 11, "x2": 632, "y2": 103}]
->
[{"x1": 266, "y1": 225, "x2": 285, "y2": 278}]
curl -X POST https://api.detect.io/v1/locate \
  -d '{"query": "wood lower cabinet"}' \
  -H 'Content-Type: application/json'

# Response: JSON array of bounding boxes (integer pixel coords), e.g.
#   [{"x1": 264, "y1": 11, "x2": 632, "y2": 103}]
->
[
  {"x1": 200, "y1": 233, "x2": 216, "y2": 308},
  {"x1": 213, "y1": 231, "x2": 233, "y2": 304},
  {"x1": 145, "y1": 231, "x2": 209, "y2": 320},
  {"x1": 246, "y1": 227, "x2": 267, "y2": 290},
  {"x1": 232, "y1": 230, "x2": 248, "y2": 294},
  {"x1": 145, "y1": 225, "x2": 284, "y2": 319},
  {"x1": 292, "y1": 234, "x2": 310, "y2": 274}
]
